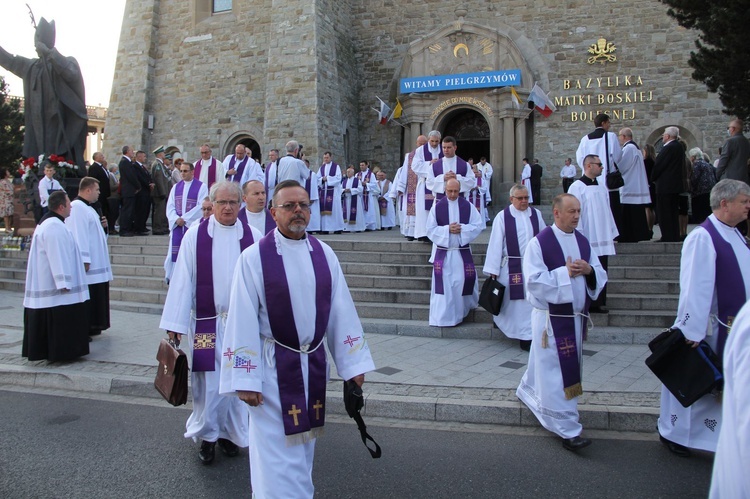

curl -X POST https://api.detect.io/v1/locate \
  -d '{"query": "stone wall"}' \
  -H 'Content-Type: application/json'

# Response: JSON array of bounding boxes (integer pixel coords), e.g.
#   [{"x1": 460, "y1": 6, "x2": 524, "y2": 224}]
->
[{"x1": 105, "y1": 0, "x2": 727, "y2": 181}]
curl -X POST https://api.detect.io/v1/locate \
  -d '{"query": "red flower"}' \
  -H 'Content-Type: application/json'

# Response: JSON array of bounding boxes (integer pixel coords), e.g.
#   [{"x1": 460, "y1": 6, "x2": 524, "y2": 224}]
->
[
  {"x1": 22, "y1": 157, "x2": 36, "y2": 167},
  {"x1": 49, "y1": 154, "x2": 61, "y2": 162}
]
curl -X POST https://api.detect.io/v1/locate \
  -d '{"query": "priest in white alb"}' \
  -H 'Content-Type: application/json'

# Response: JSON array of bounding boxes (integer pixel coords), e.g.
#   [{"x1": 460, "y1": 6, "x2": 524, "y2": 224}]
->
[
  {"x1": 376, "y1": 170, "x2": 396, "y2": 229},
  {"x1": 520, "y1": 158, "x2": 533, "y2": 205},
  {"x1": 425, "y1": 136, "x2": 476, "y2": 205},
  {"x1": 658, "y1": 179, "x2": 750, "y2": 458},
  {"x1": 342, "y1": 167, "x2": 365, "y2": 232},
  {"x1": 516, "y1": 194, "x2": 606, "y2": 452},
  {"x1": 411, "y1": 131, "x2": 444, "y2": 240},
  {"x1": 483, "y1": 184, "x2": 545, "y2": 350},
  {"x1": 66, "y1": 177, "x2": 113, "y2": 338},
  {"x1": 357, "y1": 160, "x2": 380, "y2": 231},
  {"x1": 23, "y1": 191, "x2": 90, "y2": 361},
  {"x1": 616, "y1": 127, "x2": 652, "y2": 242},
  {"x1": 317, "y1": 151, "x2": 345, "y2": 233},
  {"x1": 195, "y1": 144, "x2": 226, "y2": 189},
  {"x1": 160, "y1": 181, "x2": 262, "y2": 465},
  {"x1": 223, "y1": 144, "x2": 263, "y2": 187},
  {"x1": 710, "y1": 301, "x2": 750, "y2": 498},
  {"x1": 303, "y1": 160, "x2": 321, "y2": 233},
  {"x1": 220, "y1": 180, "x2": 375, "y2": 499},
  {"x1": 238, "y1": 180, "x2": 276, "y2": 234},
  {"x1": 426, "y1": 178, "x2": 484, "y2": 327},
  {"x1": 467, "y1": 163, "x2": 489, "y2": 224},
  {"x1": 397, "y1": 135, "x2": 428, "y2": 240},
  {"x1": 164, "y1": 162, "x2": 208, "y2": 282}
]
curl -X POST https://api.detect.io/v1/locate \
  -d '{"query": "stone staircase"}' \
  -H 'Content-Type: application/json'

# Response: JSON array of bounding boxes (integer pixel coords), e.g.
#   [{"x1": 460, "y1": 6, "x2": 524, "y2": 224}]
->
[{"x1": 0, "y1": 230, "x2": 682, "y2": 344}]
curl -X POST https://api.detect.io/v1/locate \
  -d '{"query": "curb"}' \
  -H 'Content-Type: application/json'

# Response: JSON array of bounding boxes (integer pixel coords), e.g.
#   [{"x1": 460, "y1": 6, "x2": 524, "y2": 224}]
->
[{"x1": 0, "y1": 365, "x2": 658, "y2": 433}]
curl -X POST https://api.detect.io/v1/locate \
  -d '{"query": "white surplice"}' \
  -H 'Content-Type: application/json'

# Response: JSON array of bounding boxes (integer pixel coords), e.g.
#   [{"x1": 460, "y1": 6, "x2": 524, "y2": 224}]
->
[
  {"x1": 24, "y1": 215, "x2": 89, "y2": 309},
  {"x1": 575, "y1": 128, "x2": 622, "y2": 192},
  {"x1": 163, "y1": 179, "x2": 208, "y2": 281},
  {"x1": 358, "y1": 169, "x2": 381, "y2": 230},
  {"x1": 710, "y1": 301, "x2": 750, "y2": 498},
  {"x1": 242, "y1": 209, "x2": 274, "y2": 235},
  {"x1": 66, "y1": 200, "x2": 113, "y2": 285},
  {"x1": 318, "y1": 162, "x2": 345, "y2": 232},
  {"x1": 396, "y1": 154, "x2": 418, "y2": 237},
  {"x1": 159, "y1": 216, "x2": 262, "y2": 446},
  {"x1": 659, "y1": 215, "x2": 750, "y2": 452},
  {"x1": 618, "y1": 141, "x2": 651, "y2": 205},
  {"x1": 378, "y1": 179, "x2": 396, "y2": 228},
  {"x1": 277, "y1": 155, "x2": 310, "y2": 185},
  {"x1": 411, "y1": 144, "x2": 442, "y2": 238},
  {"x1": 425, "y1": 156, "x2": 477, "y2": 198},
  {"x1": 341, "y1": 177, "x2": 365, "y2": 232},
  {"x1": 520, "y1": 164, "x2": 533, "y2": 205},
  {"x1": 467, "y1": 177, "x2": 488, "y2": 223},
  {"x1": 425, "y1": 198, "x2": 484, "y2": 327},
  {"x1": 219, "y1": 229, "x2": 376, "y2": 499},
  {"x1": 516, "y1": 225, "x2": 606, "y2": 439},
  {"x1": 482, "y1": 206, "x2": 546, "y2": 340},
  {"x1": 305, "y1": 170, "x2": 321, "y2": 232},
  {"x1": 221, "y1": 154, "x2": 263, "y2": 186},
  {"x1": 195, "y1": 157, "x2": 226, "y2": 187},
  {"x1": 568, "y1": 179, "x2": 618, "y2": 256}
]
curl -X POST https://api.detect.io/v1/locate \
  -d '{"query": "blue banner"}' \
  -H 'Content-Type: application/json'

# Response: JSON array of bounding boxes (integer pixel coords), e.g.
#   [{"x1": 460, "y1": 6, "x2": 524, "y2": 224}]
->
[{"x1": 400, "y1": 70, "x2": 522, "y2": 94}]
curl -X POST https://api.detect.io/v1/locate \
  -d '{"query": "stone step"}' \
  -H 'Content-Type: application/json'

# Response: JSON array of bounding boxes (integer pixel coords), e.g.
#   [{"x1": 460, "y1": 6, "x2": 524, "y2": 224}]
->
[
  {"x1": 110, "y1": 299, "x2": 164, "y2": 316},
  {"x1": 112, "y1": 275, "x2": 169, "y2": 291},
  {"x1": 340, "y1": 262, "x2": 433, "y2": 278},
  {"x1": 350, "y1": 287, "x2": 431, "y2": 305},
  {"x1": 345, "y1": 274, "x2": 431, "y2": 291},
  {"x1": 600, "y1": 310, "x2": 674, "y2": 328},
  {"x1": 109, "y1": 286, "x2": 167, "y2": 304},
  {"x1": 0, "y1": 277, "x2": 24, "y2": 292},
  {"x1": 611, "y1": 254, "x2": 680, "y2": 267},
  {"x1": 110, "y1": 253, "x2": 167, "y2": 267},
  {"x1": 0, "y1": 268, "x2": 26, "y2": 281},
  {"x1": 607, "y1": 279, "x2": 680, "y2": 295},
  {"x1": 111, "y1": 263, "x2": 166, "y2": 278},
  {"x1": 607, "y1": 266, "x2": 679, "y2": 280},
  {"x1": 606, "y1": 294, "x2": 678, "y2": 311}
]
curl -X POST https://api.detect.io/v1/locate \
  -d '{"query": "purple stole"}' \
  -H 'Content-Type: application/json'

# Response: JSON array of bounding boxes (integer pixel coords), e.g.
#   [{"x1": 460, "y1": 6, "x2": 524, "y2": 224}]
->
[
  {"x1": 237, "y1": 208, "x2": 277, "y2": 234},
  {"x1": 358, "y1": 170, "x2": 373, "y2": 211},
  {"x1": 378, "y1": 180, "x2": 390, "y2": 215},
  {"x1": 422, "y1": 144, "x2": 444, "y2": 210},
  {"x1": 171, "y1": 180, "x2": 203, "y2": 262},
  {"x1": 504, "y1": 208, "x2": 541, "y2": 300},
  {"x1": 700, "y1": 218, "x2": 749, "y2": 359},
  {"x1": 406, "y1": 151, "x2": 417, "y2": 215},
  {"x1": 227, "y1": 156, "x2": 249, "y2": 183},
  {"x1": 536, "y1": 226, "x2": 592, "y2": 400},
  {"x1": 433, "y1": 197, "x2": 476, "y2": 296},
  {"x1": 469, "y1": 177, "x2": 482, "y2": 209},
  {"x1": 431, "y1": 157, "x2": 469, "y2": 203},
  {"x1": 343, "y1": 177, "x2": 359, "y2": 223},
  {"x1": 319, "y1": 162, "x2": 339, "y2": 215},
  {"x1": 193, "y1": 219, "x2": 256, "y2": 371},
  {"x1": 195, "y1": 158, "x2": 218, "y2": 187},
  {"x1": 259, "y1": 233, "x2": 332, "y2": 437}
]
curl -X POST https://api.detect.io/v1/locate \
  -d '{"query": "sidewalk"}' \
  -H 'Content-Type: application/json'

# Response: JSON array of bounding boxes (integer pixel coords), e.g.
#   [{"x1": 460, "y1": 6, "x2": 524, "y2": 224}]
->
[{"x1": 0, "y1": 290, "x2": 660, "y2": 432}]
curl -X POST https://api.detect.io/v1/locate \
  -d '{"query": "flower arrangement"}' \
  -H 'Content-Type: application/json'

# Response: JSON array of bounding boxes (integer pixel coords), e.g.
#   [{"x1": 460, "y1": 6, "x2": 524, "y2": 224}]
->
[{"x1": 18, "y1": 154, "x2": 79, "y2": 181}]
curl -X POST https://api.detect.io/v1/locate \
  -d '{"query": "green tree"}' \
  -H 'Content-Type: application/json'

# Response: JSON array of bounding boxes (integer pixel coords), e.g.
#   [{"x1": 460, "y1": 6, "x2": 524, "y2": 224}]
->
[
  {"x1": 660, "y1": 0, "x2": 750, "y2": 121},
  {"x1": 0, "y1": 75, "x2": 24, "y2": 170}
]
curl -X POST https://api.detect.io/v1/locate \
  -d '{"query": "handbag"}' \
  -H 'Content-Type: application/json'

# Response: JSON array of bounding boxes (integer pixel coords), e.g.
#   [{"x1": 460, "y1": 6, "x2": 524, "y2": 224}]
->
[
  {"x1": 343, "y1": 380, "x2": 381, "y2": 458},
  {"x1": 478, "y1": 277, "x2": 505, "y2": 315},
  {"x1": 154, "y1": 338, "x2": 189, "y2": 406},
  {"x1": 645, "y1": 328, "x2": 723, "y2": 408},
  {"x1": 603, "y1": 130, "x2": 625, "y2": 189}
]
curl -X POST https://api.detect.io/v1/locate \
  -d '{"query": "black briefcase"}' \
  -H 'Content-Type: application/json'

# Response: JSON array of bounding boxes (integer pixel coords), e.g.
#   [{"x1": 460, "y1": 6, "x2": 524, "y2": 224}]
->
[
  {"x1": 478, "y1": 277, "x2": 505, "y2": 316},
  {"x1": 645, "y1": 328, "x2": 723, "y2": 408}
]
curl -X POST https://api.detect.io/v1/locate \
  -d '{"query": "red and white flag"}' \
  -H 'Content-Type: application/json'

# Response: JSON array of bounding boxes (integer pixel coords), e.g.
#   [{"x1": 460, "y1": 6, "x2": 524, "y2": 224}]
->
[
  {"x1": 527, "y1": 83, "x2": 556, "y2": 117},
  {"x1": 376, "y1": 97, "x2": 391, "y2": 125}
]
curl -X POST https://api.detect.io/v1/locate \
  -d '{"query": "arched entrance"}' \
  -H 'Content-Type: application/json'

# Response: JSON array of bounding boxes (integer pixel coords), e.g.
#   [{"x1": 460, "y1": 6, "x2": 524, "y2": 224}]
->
[
  {"x1": 441, "y1": 108, "x2": 490, "y2": 164},
  {"x1": 225, "y1": 135, "x2": 261, "y2": 162}
]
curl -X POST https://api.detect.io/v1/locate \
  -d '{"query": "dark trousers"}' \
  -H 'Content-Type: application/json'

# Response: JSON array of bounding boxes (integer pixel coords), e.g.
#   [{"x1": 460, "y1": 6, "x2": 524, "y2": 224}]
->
[
  {"x1": 656, "y1": 193, "x2": 680, "y2": 242},
  {"x1": 135, "y1": 191, "x2": 151, "y2": 232},
  {"x1": 151, "y1": 197, "x2": 168, "y2": 233},
  {"x1": 531, "y1": 181, "x2": 541, "y2": 205},
  {"x1": 562, "y1": 178, "x2": 575, "y2": 193},
  {"x1": 592, "y1": 255, "x2": 608, "y2": 308},
  {"x1": 609, "y1": 190, "x2": 623, "y2": 241},
  {"x1": 120, "y1": 195, "x2": 136, "y2": 234},
  {"x1": 107, "y1": 196, "x2": 120, "y2": 231}
]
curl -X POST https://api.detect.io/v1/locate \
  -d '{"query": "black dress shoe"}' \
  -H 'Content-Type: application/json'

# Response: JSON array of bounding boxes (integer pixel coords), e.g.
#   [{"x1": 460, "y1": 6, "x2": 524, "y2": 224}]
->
[
  {"x1": 406, "y1": 236, "x2": 415, "y2": 241},
  {"x1": 217, "y1": 438, "x2": 239, "y2": 457},
  {"x1": 334, "y1": 230, "x2": 342, "y2": 234},
  {"x1": 137, "y1": 231, "x2": 150, "y2": 236},
  {"x1": 590, "y1": 306, "x2": 609, "y2": 314},
  {"x1": 199, "y1": 440, "x2": 216, "y2": 464},
  {"x1": 519, "y1": 339, "x2": 532, "y2": 351},
  {"x1": 119, "y1": 232, "x2": 134, "y2": 237},
  {"x1": 562, "y1": 436, "x2": 592, "y2": 451},
  {"x1": 659, "y1": 435, "x2": 691, "y2": 457}
]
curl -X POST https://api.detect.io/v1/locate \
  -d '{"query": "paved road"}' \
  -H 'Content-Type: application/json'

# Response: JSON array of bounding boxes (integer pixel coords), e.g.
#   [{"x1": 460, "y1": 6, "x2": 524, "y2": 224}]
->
[{"x1": 0, "y1": 389, "x2": 713, "y2": 498}]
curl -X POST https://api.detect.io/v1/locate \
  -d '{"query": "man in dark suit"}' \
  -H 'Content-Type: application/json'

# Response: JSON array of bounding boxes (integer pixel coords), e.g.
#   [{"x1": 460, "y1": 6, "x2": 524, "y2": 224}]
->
[
  {"x1": 133, "y1": 150, "x2": 153, "y2": 235},
  {"x1": 87, "y1": 152, "x2": 112, "y2": 233},
  {"x1": 651, "y1": 126, "x2": 684, "y2": 242},
  {"x1": 717, "y1": 119, "x2": 750, "y2": 184},
  {"x1": 118, "y1": 146, "x2": 138, "y2": 237},
  {"x1": 530, "y1": 159, "x2": 543, "y2": 205}
]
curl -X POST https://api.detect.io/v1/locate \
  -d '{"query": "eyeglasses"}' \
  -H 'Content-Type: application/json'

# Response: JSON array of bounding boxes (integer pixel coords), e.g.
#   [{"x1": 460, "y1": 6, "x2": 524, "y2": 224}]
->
[
  {"x1": 275, "y1": 202, "x2": 311, "y2": 212},
  {"x1": 214, "y1": 200, "x2": 239, "y2": 207},
  {"x1": 590, "y1": 162, "x2": 603, "y2": 167},
  {"x1": 513, "y1": 196, "x2": 530, "y2": 200},
  {"x1": 201, "y1": 207, "x2": 212, "y2": 212},
  {"x1": 179, "y1": 169, "x2": 191, "y2": 173}
]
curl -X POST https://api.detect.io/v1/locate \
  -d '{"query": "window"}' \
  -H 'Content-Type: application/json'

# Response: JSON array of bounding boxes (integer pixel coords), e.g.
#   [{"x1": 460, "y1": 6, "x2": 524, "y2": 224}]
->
[{"x1": 213, "y1": 0, "x2": 232, "y2": 13}]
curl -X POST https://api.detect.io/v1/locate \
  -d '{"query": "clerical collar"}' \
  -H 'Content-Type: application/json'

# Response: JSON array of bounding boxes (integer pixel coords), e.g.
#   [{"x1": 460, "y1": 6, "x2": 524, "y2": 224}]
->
[
  {"x1": 39, "y1": 210, "x2": 64, "y2": 225},
  {"x1": 278, "y1": 229, "x2": 307, "y2": 241},
  {"x1": 579, "y1": 175, "x2": 598, "y2": 186},
  {"x1": 553, "y1": 223, "x2": 575, "y2": 235},
  {"x1": 76, "y1": 196, "x2": 92, "y2": 207}
]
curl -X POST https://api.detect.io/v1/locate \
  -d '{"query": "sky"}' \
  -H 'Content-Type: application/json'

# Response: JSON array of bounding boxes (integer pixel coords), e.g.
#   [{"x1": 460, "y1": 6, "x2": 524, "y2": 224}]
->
[{"x1": 0, "y1": 0, "x2": 127, "y2": 107}]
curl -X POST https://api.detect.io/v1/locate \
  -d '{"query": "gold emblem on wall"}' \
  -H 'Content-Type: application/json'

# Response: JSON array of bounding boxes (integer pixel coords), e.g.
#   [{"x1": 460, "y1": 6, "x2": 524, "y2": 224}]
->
[
  {"x1": 453, "y1": 43, "x2": 469, "y2": 58},
  {"x1": 587, "y1": 38, "x2": 617, "y2": 64}
]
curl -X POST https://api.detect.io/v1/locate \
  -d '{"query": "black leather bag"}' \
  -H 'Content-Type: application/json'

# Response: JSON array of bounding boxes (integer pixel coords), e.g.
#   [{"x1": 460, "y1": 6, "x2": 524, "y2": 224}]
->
[
  {"x1": 606, "y1": 163, "x2": 625, "y2": 189},
  {"x1": 645, "y1": 328, "x2": 723, "y2": 408},
  {"x1": 478, "y1": 277, "x2": 505, "y2": 315},
  {"x1": 344, "y1": 380, "x2": 381, "y2": 458},
  {"x1": 154, "y1": 338, "x2": 189, "y2": 406}
]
